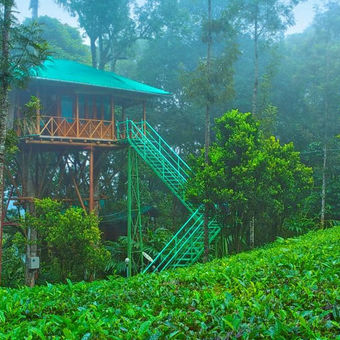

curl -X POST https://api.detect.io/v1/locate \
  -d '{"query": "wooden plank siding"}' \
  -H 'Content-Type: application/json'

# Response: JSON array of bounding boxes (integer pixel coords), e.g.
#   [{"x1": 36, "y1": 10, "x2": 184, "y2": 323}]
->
[{"x1": 14, "y1": 83, "x2": 150, "y2": 145}]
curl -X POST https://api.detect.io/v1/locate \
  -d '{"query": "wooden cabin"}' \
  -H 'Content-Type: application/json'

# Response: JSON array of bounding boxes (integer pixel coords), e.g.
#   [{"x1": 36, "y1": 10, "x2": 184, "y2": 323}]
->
[{"x1": 11, "y1": 58, "x2": 169, "y2": 147}]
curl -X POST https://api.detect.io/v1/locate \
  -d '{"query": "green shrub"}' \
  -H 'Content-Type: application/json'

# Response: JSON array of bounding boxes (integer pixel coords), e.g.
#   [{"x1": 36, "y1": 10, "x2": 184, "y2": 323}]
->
[
  {"x1": 0, "y1": 227, "x2": 339, "y2": 339},
  {"x1": 26, "y1": 199, "x2": 110, "y2": 283},
  {"x1": 1, "y1": 229, "x2": 26, "y2": 288}
]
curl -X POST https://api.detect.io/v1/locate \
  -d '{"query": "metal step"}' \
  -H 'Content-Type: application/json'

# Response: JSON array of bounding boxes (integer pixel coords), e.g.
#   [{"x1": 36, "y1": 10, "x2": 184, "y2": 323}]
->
[{"x1": 118, "y1": 120, "x2": 222, "y2": 272}]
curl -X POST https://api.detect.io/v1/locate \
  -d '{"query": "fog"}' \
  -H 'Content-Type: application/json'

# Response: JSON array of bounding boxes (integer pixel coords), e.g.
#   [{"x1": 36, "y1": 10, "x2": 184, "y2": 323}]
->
[{"x1": 14, "y1": 0, "x2": 323, "y2": 35}]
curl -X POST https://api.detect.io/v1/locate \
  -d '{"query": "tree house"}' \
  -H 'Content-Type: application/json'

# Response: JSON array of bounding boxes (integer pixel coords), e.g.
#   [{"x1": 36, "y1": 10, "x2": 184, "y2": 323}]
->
[
  {"x1": 12, "y1": 59, "x2": 169, "y2": 210},
  {"x1": 5, "y1": 58, "x2": 222, "y2": 284},
  {"x1": 14, "y1": 59, "x2": 168, "y2": 147},
  {"x1": 7, "y1": 59, "x2": 169, "y2": 284}
]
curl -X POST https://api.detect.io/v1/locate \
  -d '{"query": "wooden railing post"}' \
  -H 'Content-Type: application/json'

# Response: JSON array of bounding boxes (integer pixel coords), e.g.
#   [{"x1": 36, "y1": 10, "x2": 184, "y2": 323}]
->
[
  {"x1": 36, "y1": 90, "x2": 40, "y2": 135},
  {"x1": 29, "y1": 113, "x2": 124, "y2": 142},
  {"x1": 89, "y1": 147, "x2": 94, "y2": 212},
  {"x1": 111, "y1": 96, "x2": 115, "y2": 140},
  {"x1": 51, "y1": 117, "x2": 54, "y2": 136},
  {"x1": 75, "y1": 94, "x2": 79, "y2": 137}
]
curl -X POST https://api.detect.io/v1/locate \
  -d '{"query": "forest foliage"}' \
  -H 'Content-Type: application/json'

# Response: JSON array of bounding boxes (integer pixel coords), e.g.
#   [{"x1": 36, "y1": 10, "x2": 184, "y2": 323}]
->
[
  {"x1": 2, "y1": 0, "x2": 340, "y2": 286},
  {"x1": 26, "y1": 199, "x2": 110, "y2": 283},
  {"x1": 186, "y1": 110, "x2": 313, "y2": 253}
]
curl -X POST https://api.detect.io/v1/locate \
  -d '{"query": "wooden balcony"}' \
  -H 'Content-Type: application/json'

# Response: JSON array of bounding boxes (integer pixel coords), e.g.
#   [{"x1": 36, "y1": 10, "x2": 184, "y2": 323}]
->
[
  {"x1": 38, "y1": 116, "x2": 116, "y2": 140},
  {"x1": 20, "y1": 115, "x2": 120, "y2": 148}
]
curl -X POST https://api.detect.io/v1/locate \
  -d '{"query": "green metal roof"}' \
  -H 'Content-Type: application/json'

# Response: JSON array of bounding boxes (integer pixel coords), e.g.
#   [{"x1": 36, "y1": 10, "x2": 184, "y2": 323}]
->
[{"x1": 30, "y1": 59, "x2": 170, "y2": 96}]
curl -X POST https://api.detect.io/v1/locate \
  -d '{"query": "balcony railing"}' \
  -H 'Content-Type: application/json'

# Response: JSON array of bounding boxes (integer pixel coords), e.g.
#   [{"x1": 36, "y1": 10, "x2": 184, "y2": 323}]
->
[{"x1": 24, "y1": 116, "x2": 116, "y2": 141}]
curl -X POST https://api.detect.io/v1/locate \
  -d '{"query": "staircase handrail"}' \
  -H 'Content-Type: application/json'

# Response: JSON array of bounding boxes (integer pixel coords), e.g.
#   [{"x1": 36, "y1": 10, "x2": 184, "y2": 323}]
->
[
  {"x1": 142, "y1": 206, "x2": 202, "y2": 273},
  {"x1": 170, "y1": 218, "x2": 221, "y2": 268},
  {"x1": 129, "y1": 121, "x2": 188, "y2": 183},
  {"x1": 118, "y1": 120, "x2": 191, "y2": 179},
  {"x1": 154, "y1": 214, "x2": 204, "y2": 272},
  {"x1": 115, "y1": 119, "x2": 223, "y2": 272},
  {"x1": 142, "y1": 120, "x2": 191, "y2": 174}
]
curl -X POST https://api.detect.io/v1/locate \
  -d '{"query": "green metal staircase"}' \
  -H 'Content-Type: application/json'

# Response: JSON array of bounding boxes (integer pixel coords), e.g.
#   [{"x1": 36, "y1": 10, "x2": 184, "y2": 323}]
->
[{"x1": 117, "y1": 120, "x2": 221, "y2": 272}]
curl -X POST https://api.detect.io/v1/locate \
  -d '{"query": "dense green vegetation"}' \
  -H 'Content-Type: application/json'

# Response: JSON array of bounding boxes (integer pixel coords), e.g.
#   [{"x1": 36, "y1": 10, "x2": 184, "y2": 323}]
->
[
  {"x1": 0, "y1": 227, "x2": 338, "y2": 338},
  {"x1": 24, "y1": 16, "x2": 91, "y2": 63},
  {"x1": 26, "y1": 199, "x2": 110, "y2": 283},
  {"x1": 187, "y1": 110, "x2": 313, "y2": 253},
  {"x1": 2, "y1": 1, "x2": 340, "y2": 288}
]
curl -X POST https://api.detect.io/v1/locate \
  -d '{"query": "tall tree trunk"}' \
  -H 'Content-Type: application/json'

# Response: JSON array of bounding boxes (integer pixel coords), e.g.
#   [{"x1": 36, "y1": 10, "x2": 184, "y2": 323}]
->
[
  {"x1": 0, "y1": 1, "x2": 12, "y2": 285},
  {"x1": 24, "y1": 150, "x2": 38, "y2": 287},
  {"x1": 110, "y1": 59, "x2": 117, "y2": 72},
  {"x1": 249, "y1": 216, "x2": 255, "y2": 248},
  {"x1": 90, "y1": 37, "x2": 98, "y2": 69},
  {"x1": 98, "y1": 34, "x2": 105, "y2": 70},
  {"x1": 252, "y1": 11, "x2": 259, "y2": 116},
  {"x1": 30, "y1": 0, "x2": 38, "y2": 19},
  {"x1": 203, "y1": 0, "x2": 212, "y2": 263},
  {"x1": 250, "y1": 8, "x2": 259, "y2": 248}
]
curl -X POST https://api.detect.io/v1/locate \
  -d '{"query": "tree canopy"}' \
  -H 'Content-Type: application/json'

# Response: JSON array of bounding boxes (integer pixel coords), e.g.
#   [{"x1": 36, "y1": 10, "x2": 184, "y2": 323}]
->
[
  {"x1": 186, "y1": 110, "x2": 313, "y2": 252},
  {"x1": 24, "y1": 16, "x2": 91, "y2": 63}
]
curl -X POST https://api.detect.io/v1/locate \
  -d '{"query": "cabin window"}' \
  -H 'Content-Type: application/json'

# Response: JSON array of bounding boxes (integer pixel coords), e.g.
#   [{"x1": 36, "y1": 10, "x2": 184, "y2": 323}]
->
[
  {"x1": 87, "y1": 97, "x2": 94, "y2": 119},
  {"x1": 61, "y1": 96, "x2": 73, "y2": 122},
  {"x1": 103, "y1": 97, "x2": 111, "y2": 121},
  {"x1": 96, "y1": 97, "x2": 102, "y2": 120},
  {"x1": 93, "y1": 96, "x2": 111, "y2": 121},
  {"x1": 78, "y1": 95, "x2": 85, "y2": 119}
]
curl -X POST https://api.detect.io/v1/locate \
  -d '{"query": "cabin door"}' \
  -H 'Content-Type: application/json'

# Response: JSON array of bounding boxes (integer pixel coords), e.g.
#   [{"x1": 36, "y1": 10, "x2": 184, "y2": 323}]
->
[{"x1": 61, "y1": 96, "x2": 75, "y2": 137}]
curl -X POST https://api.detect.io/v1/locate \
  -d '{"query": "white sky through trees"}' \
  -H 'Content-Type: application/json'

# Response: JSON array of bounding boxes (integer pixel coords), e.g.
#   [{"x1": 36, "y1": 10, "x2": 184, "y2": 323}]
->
[{"x1": 15, "y1": 0, "x2": 324, "y2": 41}]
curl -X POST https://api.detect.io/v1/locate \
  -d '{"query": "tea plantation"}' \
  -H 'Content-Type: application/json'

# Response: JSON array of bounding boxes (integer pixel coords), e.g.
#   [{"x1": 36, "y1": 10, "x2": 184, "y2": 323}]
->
[{"x1": 0, "y1": 227, "x2": 339, "y2": 339}]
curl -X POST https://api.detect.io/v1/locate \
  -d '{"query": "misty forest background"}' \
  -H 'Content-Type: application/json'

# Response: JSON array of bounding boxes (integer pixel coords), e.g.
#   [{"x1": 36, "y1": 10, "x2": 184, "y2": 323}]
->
[{"x1": 2, "y1": 0, "x2": 340, "y2": 286}]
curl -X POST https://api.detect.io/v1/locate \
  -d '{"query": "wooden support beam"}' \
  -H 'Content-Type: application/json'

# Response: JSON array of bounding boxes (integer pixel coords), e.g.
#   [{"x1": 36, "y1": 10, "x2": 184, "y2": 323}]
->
[
  {"x1": 101, "y1": 98, "x2": 104, "y2": 120},
  {"x1": 13, "y1": 196, "x2": 106, "y2": 203},
  {"x1": 75, "y1": 94, "x2": 79, "y2": 137},
  {"x1": 25, "y1": 139, "x2": 124, "y2": 149},
  {"x1": 36, "y1": 90, "x2": 40, "y2": 135},
  {"x1": 111, "y1": 96, "x2": 115, "y2": 140},
  {"x1": 122, "y1": 106, "x2": 126, "y2": 121},
  {"x1": 93, "y1": 96, "x2": 97, "y2": 119},
  {"x1": 85, "y1": 96, "x2": 88, "y2": 119},
  {"x1": 72, "y1": 177, "x2": 86, "y2": 212},
  {"x1": 57, "y1": 95, "x2": 61, "y2": 117},
  {"x1": 89, "y1": 147, "x2": 94, "y2": 212}
]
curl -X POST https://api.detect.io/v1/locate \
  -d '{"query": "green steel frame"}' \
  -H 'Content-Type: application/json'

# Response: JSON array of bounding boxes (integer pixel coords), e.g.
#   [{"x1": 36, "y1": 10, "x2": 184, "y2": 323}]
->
[
  {"x1": 118, "y1": 119, "x2": 221, "y2": 273},
  {"x1": 126, "y1": 147, "x2": 144, "y2": 277},
  {"x1": 127, "y1": 147, "x2": 132, "y2": 277}
]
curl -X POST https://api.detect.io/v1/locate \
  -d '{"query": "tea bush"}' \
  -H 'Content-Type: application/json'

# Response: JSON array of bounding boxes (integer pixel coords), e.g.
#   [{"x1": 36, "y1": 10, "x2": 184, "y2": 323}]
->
[{"x1": 0, "y1": 227, "x2": 339, "y2": 339}]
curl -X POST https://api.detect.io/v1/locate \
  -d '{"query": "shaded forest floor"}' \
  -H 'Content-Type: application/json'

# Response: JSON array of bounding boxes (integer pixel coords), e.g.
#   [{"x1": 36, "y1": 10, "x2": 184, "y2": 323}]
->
[{"x1": 1, "y1": 227, "x2": 339, "y2": 339}]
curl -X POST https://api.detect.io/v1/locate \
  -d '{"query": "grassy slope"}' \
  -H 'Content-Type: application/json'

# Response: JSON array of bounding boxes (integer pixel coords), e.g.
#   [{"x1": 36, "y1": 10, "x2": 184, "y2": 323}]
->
[{"x1": 0, "y1": 227, "x2": 339, "y2": 339}]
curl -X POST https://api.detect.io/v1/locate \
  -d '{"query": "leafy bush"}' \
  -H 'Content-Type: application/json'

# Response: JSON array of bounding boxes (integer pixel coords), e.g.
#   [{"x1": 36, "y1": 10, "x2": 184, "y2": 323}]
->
[
  {"x1": 0, "y1": 227, "x2": 339, "y2": 339},
  {"x1": 26, "y1": 199, "x2": 110, "y2": 283},
  {"x1": 1, "y1": 233, "x2": 25, "y2": 288},
  {"x1": 186, "y1": 110, "x2": 313, "y2": 252}
]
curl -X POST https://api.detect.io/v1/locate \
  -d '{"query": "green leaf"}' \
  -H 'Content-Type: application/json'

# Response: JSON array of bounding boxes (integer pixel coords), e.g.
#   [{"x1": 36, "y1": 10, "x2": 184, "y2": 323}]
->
[{"x1": 138, "y1": 320, "x2": 152, "y2": 336}]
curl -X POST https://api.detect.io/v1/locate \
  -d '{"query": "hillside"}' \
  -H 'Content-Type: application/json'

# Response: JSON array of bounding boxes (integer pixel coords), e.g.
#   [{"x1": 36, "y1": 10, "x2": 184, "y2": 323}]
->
[{"x1": 0, "y1": 227, "x2": 339, "y2": 339}]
